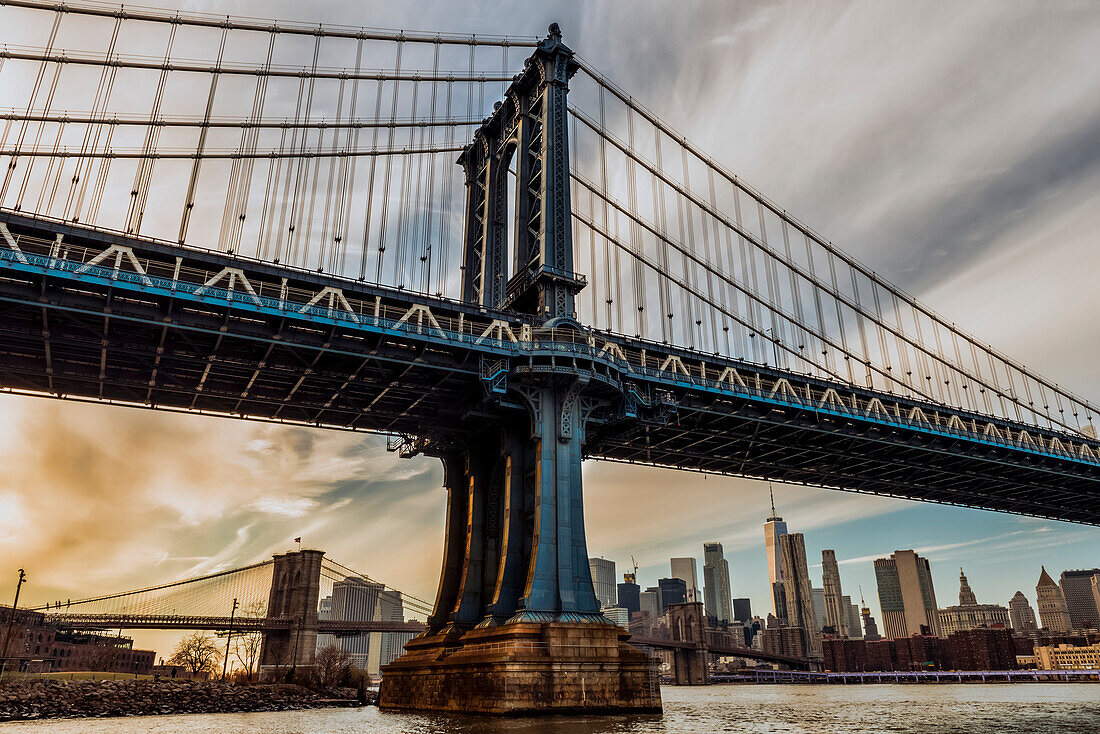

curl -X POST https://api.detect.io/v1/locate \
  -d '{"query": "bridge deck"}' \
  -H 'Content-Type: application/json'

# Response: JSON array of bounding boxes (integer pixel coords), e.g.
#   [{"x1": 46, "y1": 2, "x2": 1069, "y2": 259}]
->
[
  {"x1": 45, "y1": 613, "x2": 425, "y2": 635},
  {"x1": 2, "y1": 211, "x2": 1099, "y2": 524}
]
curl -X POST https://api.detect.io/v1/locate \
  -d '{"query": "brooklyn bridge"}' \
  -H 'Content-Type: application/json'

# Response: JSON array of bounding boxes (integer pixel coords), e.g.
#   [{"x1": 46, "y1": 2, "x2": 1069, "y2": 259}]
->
[{"x1": 1, "y1": 0, "x2": 1098, "y2": 714}]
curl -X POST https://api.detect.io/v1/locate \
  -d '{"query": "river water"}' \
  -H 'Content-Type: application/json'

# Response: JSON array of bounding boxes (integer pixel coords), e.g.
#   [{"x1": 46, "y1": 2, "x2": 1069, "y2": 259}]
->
[{"x1": 3, "y1": 684, "x2": 1098, "y2": 733}]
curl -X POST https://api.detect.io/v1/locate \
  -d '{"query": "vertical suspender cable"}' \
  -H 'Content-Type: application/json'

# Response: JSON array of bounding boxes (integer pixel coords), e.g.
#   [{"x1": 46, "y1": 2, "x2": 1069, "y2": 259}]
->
[
  {"x1": 358, "y1": 73, "x2": 386, "y2": 281},
  {"x1": 376, "y1": 39, "x2": 404, "y2": 283},
  {"x1": 335, "y1": 37, "x2": 365, "y2": 275},
  {"x1": 178, "y1": 24, "x2": 228, "y2": 244},
  {"x1": 2, "y1": 10, "x2": 61, "y2": 204}
]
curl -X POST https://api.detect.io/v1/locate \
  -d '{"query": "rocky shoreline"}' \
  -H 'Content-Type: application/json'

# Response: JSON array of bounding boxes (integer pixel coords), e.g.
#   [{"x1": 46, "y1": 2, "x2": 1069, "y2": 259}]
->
[{"x1": 0, "y1": 678, "x2": 369, "y2": 721}]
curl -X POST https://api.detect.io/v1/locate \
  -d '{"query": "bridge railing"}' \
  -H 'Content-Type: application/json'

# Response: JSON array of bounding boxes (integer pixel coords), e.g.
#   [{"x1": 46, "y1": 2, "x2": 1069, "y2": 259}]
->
[{"x1": 43, "y1": 613, "x2": 293, "y2": 630}]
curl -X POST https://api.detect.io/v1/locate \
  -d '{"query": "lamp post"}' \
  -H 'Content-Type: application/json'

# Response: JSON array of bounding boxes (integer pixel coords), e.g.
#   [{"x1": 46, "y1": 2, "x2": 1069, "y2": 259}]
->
[
  {"x1": 765, "y1": 327, "x2": 780, "y2": 368},
  {"x1": 222, "y1": 598, "x2": 238, "y2": 681},
  {"x1": 1, "y1": 569, "x2": 27, "y2": 680}
]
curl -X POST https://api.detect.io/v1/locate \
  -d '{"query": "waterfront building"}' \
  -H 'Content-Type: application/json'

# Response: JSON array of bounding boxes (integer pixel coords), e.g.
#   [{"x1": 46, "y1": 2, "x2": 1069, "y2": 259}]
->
[
  {"x1": 670, "y1": 557, "x2": 700, "y2": 604},
  {"x1": 780, "y1": 533, "x2": 821, "y2": 656},
  {"x1": 874, "y1": 550, "x2": 941, "y2": 639},
  {"x1": 938, "y1": 568, "x2": 1010, "y2": 636},
  {"x1": 733, "y1": 598, "x2": 752, "y2": 625},
  {"x1": 1034, "y1": 642, "x2": 1100, "y2": 670},
  {"x1": 703, "y1": 542, "x2": 734, "y2": 624},
  {"x1": 822, "y1": 550, "x2": 849, "y2": 637},
  {"x1": 1093, "y1": 576, "x2": 1100, "y2": 623},
  {"x1": 617, "y1": 574, "x2": 641, "y2": 616},
  {"x1": 763, "y1": 488, "x2": 788, "y2": 617},
  {"x1": 589, "y1": 558, "x2": 617, "y2": 608},
  {"x1": 1036, "y1": 567, "x2": 1073, "y2": 632},
  {"x1": 948, "y1": 627, "x2": 1017, "y2": 670},
  {"x1": 822, "y1": 627, "x2": 1017, "y2": 672},
  {"x1": 0, "y1": 606, "x2": 155, "y2": 675},
  {"x1": 761, "y1": 624, "x2": 808, "y2": 659},
  {"x1": 1059, "y1": 569, "x2": 1100, "y2": 630},
  {"x1": 657, "y1": 577, "x2": 687, "y2": 611},
  {"x1": 1009, "y1": 591, "x2": 1039, "y2": 633}
]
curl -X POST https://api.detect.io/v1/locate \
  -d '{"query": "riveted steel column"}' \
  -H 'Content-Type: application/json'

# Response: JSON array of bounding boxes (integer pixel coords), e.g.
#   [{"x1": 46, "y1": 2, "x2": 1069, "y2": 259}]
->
[
  {"x1": 426, "y1": 450, "x2": 467, "y2": 633},
  {"x1": 450, "y1": 447, "x2": 490, "y2": 628},
  {"x1": 535, "y1": 25, "x2": 579, "y2": 320},
  {"x1": 512, "y1": 379, "x2": 602, "y2": 622},
  {"x1": 480, "y1": 430, "x2": 532, "y2": 626}
]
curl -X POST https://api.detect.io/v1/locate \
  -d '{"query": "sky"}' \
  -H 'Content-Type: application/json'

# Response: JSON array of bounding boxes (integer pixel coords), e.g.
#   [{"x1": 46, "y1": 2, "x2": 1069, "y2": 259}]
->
[{"x1": 1, "y1": 0, "x2": 1099, "y2": 656}]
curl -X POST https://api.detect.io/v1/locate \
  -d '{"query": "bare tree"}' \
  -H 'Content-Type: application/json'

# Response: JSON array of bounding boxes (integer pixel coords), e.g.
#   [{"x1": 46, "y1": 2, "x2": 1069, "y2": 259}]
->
[
  {"x1": 314, "y1": 644, "x2": 353, "y2": 688},
  {"x1": 231, "y1": 601, "x2": 266, "y2": 681},
  {"x1": 167, "y1": 632, "x2": 221, "y2": 676}
]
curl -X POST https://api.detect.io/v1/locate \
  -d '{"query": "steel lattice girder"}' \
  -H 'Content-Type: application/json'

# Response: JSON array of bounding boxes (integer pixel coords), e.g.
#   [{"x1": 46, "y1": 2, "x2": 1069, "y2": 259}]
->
[{"x1": 1, "y1": 213, "x2": 1099, "y2": 524}]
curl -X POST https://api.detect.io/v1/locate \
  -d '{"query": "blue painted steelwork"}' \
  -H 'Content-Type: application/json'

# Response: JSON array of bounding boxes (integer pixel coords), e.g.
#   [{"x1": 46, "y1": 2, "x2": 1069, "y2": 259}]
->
[{"x1": 4, "y1": 243, "x2": 1096, "y2": 471}]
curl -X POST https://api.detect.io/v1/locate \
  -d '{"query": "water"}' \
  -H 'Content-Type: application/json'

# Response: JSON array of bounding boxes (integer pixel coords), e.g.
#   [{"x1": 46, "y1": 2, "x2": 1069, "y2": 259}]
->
[{"x1": 3, "y1": 684, "x2": 1099, "y2": 733}]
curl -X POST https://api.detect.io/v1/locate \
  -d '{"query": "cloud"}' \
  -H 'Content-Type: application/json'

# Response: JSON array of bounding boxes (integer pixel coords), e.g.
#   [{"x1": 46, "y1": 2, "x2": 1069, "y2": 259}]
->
[
  {"x1": 835, "y1": 527, "x2": 1095, "y2": 567},
  {"x1": 248, "y1": 497, "x2": 318, "y2": 518},
  {"x1": 1, "y1": 0, "x2": 1099, "y2": 650}
]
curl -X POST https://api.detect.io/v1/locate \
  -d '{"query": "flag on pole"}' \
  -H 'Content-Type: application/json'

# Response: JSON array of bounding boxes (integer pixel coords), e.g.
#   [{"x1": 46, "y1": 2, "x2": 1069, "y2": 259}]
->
[{"x1": 294, "y1": 537, "x2": 301, "y2": 544}]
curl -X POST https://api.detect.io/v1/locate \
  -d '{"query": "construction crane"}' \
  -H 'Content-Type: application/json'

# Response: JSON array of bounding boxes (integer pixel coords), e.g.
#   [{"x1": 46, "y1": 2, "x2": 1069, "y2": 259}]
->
[{"x1": 624, "y1": 555, "x2": 639, "y2": 584}]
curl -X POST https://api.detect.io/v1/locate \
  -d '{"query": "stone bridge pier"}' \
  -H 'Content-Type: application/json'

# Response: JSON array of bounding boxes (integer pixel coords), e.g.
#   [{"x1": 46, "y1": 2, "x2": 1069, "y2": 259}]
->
[{"x1": 668, "y1": 602, "x2": 709, "y2": 686}]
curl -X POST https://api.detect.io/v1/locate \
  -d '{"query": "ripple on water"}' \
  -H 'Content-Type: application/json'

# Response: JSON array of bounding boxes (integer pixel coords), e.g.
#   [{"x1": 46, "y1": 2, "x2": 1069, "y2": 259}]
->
[{"x1": 2, "y1": 684, "x2": 1099, "y2": 734}]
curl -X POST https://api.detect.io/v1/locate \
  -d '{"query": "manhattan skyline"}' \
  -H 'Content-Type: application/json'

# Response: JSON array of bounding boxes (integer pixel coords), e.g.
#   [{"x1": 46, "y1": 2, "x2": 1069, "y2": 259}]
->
[{"x1": 1, "y1": 0, "x2": 1099, "y2": 652}]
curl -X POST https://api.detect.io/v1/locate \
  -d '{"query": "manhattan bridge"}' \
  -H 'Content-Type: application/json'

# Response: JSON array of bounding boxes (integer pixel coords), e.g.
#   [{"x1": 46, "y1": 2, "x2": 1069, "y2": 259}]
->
[{"x1": 1, "y1": 0, "x2": 1098, "y2": 713}]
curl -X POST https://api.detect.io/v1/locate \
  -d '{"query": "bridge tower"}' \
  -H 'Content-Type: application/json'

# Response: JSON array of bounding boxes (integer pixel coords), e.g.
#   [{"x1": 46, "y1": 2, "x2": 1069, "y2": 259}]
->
[
  {"x1": 258, "y1": 549, "x2": 324, "y2": 679},
  {"x1": 380, "y1": 25, "x2": 660, "y2": 714},
  {"x1": 667, "y1": 602, "x2": 709, "y2": 685}
]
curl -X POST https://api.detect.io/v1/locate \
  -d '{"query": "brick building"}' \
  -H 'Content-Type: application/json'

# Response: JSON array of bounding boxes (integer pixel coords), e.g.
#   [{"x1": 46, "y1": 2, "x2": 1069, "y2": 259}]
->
[
  {"x1": 945, "y1": 628, "x2": 1016, "y2": 670},
  {"x1": 823, "y1": 627, "x2": 1019, "y2": 672},
  {"x1": 2, "y1": 605, "x2": 155, "y2": 675}
]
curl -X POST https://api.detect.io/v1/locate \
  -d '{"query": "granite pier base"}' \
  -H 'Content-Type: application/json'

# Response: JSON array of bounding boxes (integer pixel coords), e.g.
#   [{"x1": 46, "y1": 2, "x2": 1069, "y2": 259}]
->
[{"x1": 378, "y1": 621, "x2": 662, "y2": 715}]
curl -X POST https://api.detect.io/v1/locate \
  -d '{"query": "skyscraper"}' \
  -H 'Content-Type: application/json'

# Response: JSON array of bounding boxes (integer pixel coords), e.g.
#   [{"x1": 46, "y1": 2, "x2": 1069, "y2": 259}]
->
[
  {"x1": 589, "y1": 558, "x2": 617, "y2": 608},
  {"x1": 874, "y1": 550, "x2": 941, "y2": 639},
  {"x1": 958, "y1": 568, "x2": 978, "y2": 606},
  {"x1": 861, "y1": 604, "x2": 881, "y2": 641},
  {"x1": 938, "y1": 568, "x2": 1010, "y2": 636},
  {"x1": 1009, "y1": 591, "x2": 1038, "y2": 633},
  {"x1": 733, "y1": 598, "x2": 752, "y2": 625},
  {"x1": 658, "y1": 577, "x2": 687, "y2": 611},
  {"x1": 822, "y1": 550, "x2": 849, "y2": 636},
  {"x1": 703, "y1": 542, "x2": 734, "y2": 624},
  {"x1": 617, "y1": 574, "x2": 641, "y2": 616},
  {"x1": 763, "y1": 487, "x2": 788, "y2": 618},
  {"x1": 639, "y1": 588, "x2": 661, "y2": 619},
  {"x1": 1036, "y1": 567, "x2": 1072, "y2": 632},
  {"x1": 780, "y1": 532, "x2": 821, "y2": 656},
  {"x1": 602, "y1": 607, "x2": 630, "y2": 628},
  {"x1": 1059, "y1": 569, "x2": 1100, "y2": 630},
  {"x1": 325, "y1": 576, "x2": 408, "y2": 675},
  {"x1": 811, "y1": 587, "x2": 827, "y2": 633},
  {"x1": 843, "y1": 596, "x2": 862, "y2": 639},
  {"x1": 772, "y1": 581, "x2": 788, "y2": 624},
  {"x1": 670, "y1": 557, "x2": 700, "y2": 604}
]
